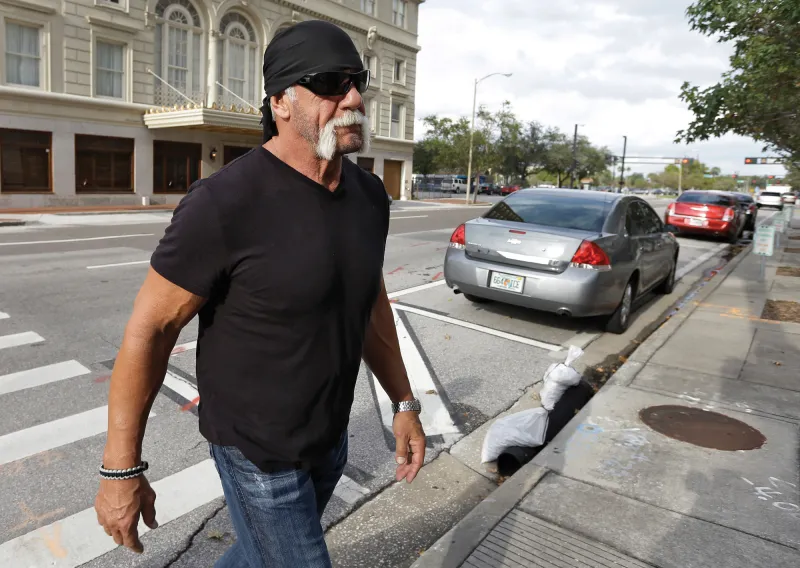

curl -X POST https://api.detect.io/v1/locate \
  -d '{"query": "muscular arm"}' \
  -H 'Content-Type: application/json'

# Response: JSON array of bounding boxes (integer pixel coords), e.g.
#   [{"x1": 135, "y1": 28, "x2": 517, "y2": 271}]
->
[
  {"x1": 102, "y1": 268, "x2": 205, "y2": 469},
  {"x1": 362, "y1": 277, "x2": 426, "y2": 482},
  {"x1": 362, "y1": 277, "x2": 413, "y2": 404}
]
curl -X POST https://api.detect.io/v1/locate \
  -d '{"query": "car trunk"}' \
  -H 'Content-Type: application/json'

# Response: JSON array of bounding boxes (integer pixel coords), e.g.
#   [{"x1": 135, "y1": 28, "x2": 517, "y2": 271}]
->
[
  {"x1": 674, "y1": 202, "x2": 728, "y2": 220},
  {"x1": 463, "y1": 219, "x2": 590, "y2": 274}
]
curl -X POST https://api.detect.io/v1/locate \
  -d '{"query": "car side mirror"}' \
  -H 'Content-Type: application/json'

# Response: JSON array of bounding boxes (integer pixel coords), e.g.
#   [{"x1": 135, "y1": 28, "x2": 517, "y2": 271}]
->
[{"x1": 664, "y1": 224, "x2": 678, "y2": 234}]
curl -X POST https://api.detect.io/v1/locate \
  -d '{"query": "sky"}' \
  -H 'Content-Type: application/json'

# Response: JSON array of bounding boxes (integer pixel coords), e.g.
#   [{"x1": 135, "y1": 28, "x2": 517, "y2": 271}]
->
[{"x1": 414, "y1": 0, "x2": 786, "y2": 178}]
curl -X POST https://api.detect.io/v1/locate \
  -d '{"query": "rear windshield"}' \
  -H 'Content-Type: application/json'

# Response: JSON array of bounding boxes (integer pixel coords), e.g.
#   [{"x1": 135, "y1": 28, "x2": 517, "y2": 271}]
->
[
  {"x1": 676, "y1": 192, "x2": 732, "y2": 206},
  {"x1": 485, "y1": 192, "x2": 609, "y2": 232},
  {"x1": 760, "y1": 192, "x2": 781, "y2": 197}
]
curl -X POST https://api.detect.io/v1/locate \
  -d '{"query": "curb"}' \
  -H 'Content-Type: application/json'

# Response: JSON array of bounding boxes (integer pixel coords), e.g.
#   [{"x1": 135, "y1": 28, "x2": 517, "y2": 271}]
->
[
  {"x1": 410, "y1": 464, "x2": 549, "y2": 568},
  {"x1": 0, "y1": 219, "x2": 26, "y2": 227},
  {"x1": 411, "y1": 241, "x2": 755, "y2": 568},
  {"x1": 609, "y1": 241, "x2": 753, "y2": 388}
]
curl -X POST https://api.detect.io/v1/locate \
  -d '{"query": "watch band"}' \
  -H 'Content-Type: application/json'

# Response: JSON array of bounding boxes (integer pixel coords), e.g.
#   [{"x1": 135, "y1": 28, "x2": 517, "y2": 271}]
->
[{"x1": 392, "y1": 399, "x2": 421, "y2": 414}]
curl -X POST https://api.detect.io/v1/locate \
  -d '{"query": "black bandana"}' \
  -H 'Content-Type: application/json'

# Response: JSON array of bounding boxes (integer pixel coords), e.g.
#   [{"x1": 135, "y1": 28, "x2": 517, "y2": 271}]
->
[{"x1": 260, "y1": 20, "x2": 364, "y2": 142}]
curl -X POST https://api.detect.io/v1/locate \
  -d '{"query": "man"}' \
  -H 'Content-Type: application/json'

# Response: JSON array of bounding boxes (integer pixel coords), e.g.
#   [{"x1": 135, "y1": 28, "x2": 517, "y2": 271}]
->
[{"x1": 94, "y1": 20, "x2": 426, "y2": 567}]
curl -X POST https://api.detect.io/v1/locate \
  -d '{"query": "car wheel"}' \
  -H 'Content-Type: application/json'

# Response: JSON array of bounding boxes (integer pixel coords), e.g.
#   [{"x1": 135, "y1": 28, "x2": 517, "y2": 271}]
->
[
  {"x1": 605, "y1": 280, "x2": 634, "y2": 334},
  {"x1": 463, "y1": 293, "x2": 490, "y2": 304},
  {"x1": 728, "y1": 228, "x2": 740, "y2": 244},
  {"x1": 655, "y1": 257, "x2": 677, "y2": 295}
]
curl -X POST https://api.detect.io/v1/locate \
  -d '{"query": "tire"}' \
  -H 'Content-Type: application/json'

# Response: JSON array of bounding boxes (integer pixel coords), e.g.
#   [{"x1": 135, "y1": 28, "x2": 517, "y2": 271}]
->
[
  {"x1": 655, "y1": 257, "x2": 677, "y2": 295},
  {"x1": 605, "y1": 280, "x2": 634, "y2": 334},
  {"x1": 728, "y1": 227, "x2": 740, "y2": 244},
  {"x1": 463, "y1": 293, "x2": 490, "y2": 304}
]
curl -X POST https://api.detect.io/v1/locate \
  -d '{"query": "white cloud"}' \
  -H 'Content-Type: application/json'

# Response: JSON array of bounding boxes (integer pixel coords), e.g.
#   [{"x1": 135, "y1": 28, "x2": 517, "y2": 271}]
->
[{"x1": 414, "y1": 0, "x2": 786, "y2": 176}]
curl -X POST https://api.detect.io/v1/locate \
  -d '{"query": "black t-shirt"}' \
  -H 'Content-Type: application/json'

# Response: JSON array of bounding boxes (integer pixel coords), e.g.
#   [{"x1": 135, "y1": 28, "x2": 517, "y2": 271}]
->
[{"x1": 150, "y1": 147, "x2": 390, "y2": 471}]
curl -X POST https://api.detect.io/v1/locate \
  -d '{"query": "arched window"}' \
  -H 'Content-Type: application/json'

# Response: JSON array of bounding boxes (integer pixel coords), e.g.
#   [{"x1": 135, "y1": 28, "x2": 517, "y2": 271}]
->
[
  {"x1": 217, "y1": 12, "x2": 259, "y2": 107},
  {"x1": 153, "y1": 0, "x2": 204, "y2": 105}
]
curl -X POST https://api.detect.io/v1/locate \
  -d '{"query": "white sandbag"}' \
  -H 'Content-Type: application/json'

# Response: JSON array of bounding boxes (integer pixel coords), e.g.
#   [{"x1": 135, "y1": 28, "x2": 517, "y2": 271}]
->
[
  {"x1": 540, "y1": 345, "x2": 584, "y2": 411},
  {"x1": 480, "y1": 407, "x2": 549, "y2": 463}
]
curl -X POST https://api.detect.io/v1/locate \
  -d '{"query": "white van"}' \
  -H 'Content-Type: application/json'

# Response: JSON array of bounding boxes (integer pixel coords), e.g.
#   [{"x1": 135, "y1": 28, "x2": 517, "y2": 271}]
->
[{"x1": 757, "y1": 186, "x2": 791, "y2": 210}]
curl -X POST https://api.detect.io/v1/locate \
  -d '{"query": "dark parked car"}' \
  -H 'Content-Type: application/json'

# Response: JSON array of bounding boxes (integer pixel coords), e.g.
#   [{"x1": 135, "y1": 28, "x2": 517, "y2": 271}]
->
[
  {"x1": 731, "y1": 192, "x2": 757, "y2": 231},
  {"x1": 665, "y1": 191, "x2": 745, "y2": 243}
]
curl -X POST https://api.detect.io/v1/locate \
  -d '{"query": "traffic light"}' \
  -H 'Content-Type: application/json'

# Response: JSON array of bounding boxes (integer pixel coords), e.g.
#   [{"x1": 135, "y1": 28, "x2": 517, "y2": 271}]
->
[
  {"x1": 768, "y1": 175, "x2": 776, "y2": 179},
  {"x1": 731, "y1": 174, "x2": 737, "y2": 179},
  {"x1": 681, "y1": 158, "x2": 695, "y2": 165},
  {"x1": 744, "y1": 157, "x2": 758, "y2": 164}
]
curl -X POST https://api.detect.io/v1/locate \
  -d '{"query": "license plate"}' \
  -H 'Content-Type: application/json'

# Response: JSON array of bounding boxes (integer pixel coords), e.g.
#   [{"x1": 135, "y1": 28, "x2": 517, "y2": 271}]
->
[
  {"x1": 489, "y1": 272, "x2": 525, "y2": 293},
  {"x1": 686, "y1": 218, "x2": 706, "y2": 227}
]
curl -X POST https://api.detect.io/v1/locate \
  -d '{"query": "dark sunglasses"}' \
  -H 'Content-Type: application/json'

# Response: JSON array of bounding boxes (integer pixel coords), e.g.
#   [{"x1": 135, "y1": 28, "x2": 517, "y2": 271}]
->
[{"x1": 296, "y1": 70, "x2": 371, "y2": 97}]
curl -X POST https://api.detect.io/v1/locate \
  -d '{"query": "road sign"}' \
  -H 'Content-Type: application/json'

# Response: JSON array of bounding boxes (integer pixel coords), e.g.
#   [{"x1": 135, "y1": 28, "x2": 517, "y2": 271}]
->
[
  {"x1": 754, "y1": 226, "x2": 775, "y2": 256},
  {"x1": 774, "y1": 215, "x2": 786, "y2": 233}
]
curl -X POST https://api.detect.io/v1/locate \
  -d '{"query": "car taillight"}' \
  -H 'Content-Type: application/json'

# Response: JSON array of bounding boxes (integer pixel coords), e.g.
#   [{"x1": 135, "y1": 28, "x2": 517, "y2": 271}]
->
[
  {"x1": 449, "y1": 224, "x2": 466, "y2": 249},
  {"x1": 722, "y1": 207, "x2": 734, "y2": 221},
  {"x1": 570, "y1": 241, "x2": 611, "y2": 271},
  {"x1": 667, "y1": 203, "x2": 675, "y2": 215}
]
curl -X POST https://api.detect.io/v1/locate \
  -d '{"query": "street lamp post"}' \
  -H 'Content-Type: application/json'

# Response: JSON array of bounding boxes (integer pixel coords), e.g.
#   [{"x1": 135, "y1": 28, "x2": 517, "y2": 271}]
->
[
  {"x1": 618, "y1": 135, "x2": 628, "y2": 190},
  {"x1": 466, "y1": 72, "x2": 512, "y2": 204}
]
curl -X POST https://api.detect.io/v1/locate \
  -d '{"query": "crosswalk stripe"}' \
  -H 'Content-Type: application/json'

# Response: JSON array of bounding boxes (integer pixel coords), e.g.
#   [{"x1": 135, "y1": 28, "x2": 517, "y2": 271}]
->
[
  {"x1": 170, "y1": 340, "x2": 197, "y2": 355},
  {"x1": 0, "y1": 331, "x2": 44, "y2": 351},
  {"x1": 0, "y1": 406, "x2": 154, "y2": 467},
  {"x1": 0, "y1": 361, "x2": 91, "y2": 397},
  {"x1": 335, "y1": 475, "x2": 370, "y2": 505},
  {"x1": 0, "y1": 312, "x2": 8, "y2": 320},
  {"x1": 163, "y1": 370, "x2": 199, "y2": 402},
  {"x1": 372, "y1": 308, "x2": 460, "y2": 440},
  {"x1": 0, "y1": 459, "x2": 224, "y2": 568}
]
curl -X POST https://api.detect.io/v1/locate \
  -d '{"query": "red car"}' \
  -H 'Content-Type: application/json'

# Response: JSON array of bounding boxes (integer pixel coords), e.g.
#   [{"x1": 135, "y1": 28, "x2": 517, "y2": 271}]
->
[
  {"x1": 665, "y1": 191, "x2": 745, "y2": 243},
  {"x1": 501, "y1": 185, "x2": 521, "y2": 196}
]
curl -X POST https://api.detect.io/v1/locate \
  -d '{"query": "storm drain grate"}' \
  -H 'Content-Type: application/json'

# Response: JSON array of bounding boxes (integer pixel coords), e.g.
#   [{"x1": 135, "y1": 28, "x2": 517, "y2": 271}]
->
[{"x1": 464, "y1": 508, "x2": 653, "y2": 567}]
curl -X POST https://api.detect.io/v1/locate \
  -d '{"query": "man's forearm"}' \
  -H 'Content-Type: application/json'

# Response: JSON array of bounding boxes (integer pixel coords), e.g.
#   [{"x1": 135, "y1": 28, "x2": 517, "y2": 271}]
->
[
  {"x1": 102, "y1": 325, "x2": 177, "y2": 469},
  {"x1": 362, "y1": 280, "x2": 414, "y2": 403}
]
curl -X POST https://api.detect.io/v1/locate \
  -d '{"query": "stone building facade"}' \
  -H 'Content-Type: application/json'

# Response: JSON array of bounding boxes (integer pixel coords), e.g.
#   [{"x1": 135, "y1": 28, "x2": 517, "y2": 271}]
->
[{"x1": 0, "y1": 0, "x2": 421, "y2": 208}]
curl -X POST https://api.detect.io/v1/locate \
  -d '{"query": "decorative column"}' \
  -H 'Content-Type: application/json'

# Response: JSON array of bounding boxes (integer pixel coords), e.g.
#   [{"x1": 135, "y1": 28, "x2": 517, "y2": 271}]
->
[{"x1": 206, "y1": 30, "x2": 219, "y2": 108}]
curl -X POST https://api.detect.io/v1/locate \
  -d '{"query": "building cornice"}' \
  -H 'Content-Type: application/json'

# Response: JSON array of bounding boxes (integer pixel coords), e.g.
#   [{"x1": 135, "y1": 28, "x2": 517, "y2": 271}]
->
[
  {"x1": 85, "y1": 14, "x2": 141, "y2": 35},
  {"x1": 273, "y1": 0, "x2": 421, "y2": 53},
  {"x1": 1, "y1": 0, "x2": 56, "y2": 14},
  {"x1": 0, "y1": 85, "x2": 149, "y2": 111},
  {"x1": 143, "y1": 107, "x2": 261, "y2": 131}
]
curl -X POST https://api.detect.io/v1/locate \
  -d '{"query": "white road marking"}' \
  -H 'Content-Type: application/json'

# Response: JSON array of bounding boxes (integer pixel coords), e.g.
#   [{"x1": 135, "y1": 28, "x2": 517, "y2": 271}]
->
[
  {"x1": 0, "y1": 311, "x2": 8, "y2": 320},
  {"x1": 387, "y1": 280, "x2": 447, "y2": 299},
  {"x1": 389, "y1": 215, "x2": 428, "y2": 220},
  {"x1": 676, "y1": 243, "x2": 728, "y2": 281},
  {"x1": 87, "y1": 259, "x2": 150, "y2": 270},
  {"x1": 0, "y1": 360, "x2": 91, "y2": 396},
  {"x1": 163, "y1": 370, "x2": 199, "y2": 402},
  {"x1": 0, "y1": 459, "x2": 224, "y2": 568},
  {"x1": 0, "y1": 457, "x2": 370, "y2": 566},
  {"x1": 0, "y1": 331, "x2": 45, "y2": 351},
  {"x1": 372, "y1": 308, "x2": 460, "y2": 441},
  {"x1": 171, "y1": 340, "x2": 198, "y2": 355},
  {"x1": 392, "y1": 303, "x2": 563, "y2": 352},
  {"x1": 334, "y1": 475, "x2": 370, "y2": 505},
  {"x1": 0, "y1": 234, "x2": 154, "y2": 247},
  {"x1": 0, "y1": 406, "x2": 154, "y2": 467}
]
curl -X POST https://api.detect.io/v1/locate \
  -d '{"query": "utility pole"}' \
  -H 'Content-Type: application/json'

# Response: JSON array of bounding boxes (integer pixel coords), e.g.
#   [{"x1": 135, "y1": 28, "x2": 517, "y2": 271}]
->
[
  {"x1": 618, "y1": 135, "x2": 627, "y2": 191},
  {"x1": 569, "y1": 123, "x2": 579, "y2": 189}
]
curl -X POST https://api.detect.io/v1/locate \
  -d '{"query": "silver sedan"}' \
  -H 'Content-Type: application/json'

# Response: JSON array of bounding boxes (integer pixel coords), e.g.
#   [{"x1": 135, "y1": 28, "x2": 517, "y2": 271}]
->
[{"x1": 443, "y1": 189, "x2": 680, "y2": 333}]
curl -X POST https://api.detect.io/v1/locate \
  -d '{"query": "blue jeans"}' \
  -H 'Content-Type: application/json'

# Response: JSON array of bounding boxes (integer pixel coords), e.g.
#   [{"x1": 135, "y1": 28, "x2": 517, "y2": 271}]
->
[{"x1": 209, "y1": 432, "x2": 348, "y2": 568}]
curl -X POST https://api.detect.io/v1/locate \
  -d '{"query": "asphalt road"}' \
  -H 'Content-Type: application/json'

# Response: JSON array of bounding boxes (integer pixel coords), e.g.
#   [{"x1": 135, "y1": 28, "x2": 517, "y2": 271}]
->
[{"x1": 0, "y1": 198, "x2": 742, "y2": 567}]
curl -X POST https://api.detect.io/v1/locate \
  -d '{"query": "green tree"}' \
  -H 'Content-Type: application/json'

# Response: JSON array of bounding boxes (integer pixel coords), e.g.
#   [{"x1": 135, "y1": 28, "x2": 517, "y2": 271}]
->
[
  {"x1": 542, "y1": 129, "x2": 573, "y2": 187},
  {"x1": 677, "y1": 1, "x2": 800, "y2": 162}
]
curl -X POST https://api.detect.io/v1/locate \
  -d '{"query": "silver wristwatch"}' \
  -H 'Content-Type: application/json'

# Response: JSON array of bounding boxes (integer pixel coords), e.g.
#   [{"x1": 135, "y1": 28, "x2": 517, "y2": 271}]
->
[{"x1": 392, "y1": 398, "x2": 422, "y2": 414}]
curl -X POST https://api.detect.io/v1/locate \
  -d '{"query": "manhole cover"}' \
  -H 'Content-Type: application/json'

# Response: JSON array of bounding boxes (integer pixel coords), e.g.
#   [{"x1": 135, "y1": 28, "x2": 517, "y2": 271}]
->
[{"x1": 639, "y1": 405, "x2": 766, "y2": 451}]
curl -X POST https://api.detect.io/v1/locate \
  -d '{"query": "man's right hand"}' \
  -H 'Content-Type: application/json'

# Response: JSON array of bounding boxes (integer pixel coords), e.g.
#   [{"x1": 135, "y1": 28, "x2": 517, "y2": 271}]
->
[{"x1": 95, "y1": 476, "x2": 158, "y2": 554}]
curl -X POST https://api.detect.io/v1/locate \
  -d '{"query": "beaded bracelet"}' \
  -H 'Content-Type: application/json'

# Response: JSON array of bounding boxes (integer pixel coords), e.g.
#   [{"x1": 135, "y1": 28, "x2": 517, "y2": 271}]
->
[{"x1": 99, "y1": 461, "x2": 149, "y2": 480}]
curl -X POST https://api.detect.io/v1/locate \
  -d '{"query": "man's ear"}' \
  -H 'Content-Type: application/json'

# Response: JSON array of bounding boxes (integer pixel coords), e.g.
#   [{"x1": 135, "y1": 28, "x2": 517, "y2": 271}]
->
[{"x1": 270, "y1": 92, "x2": 292, "y2": 121}]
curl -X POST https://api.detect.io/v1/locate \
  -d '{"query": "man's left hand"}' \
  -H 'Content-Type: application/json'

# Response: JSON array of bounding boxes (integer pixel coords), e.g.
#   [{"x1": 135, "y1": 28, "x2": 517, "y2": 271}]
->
[{"x1": 393, "y1": 411, "x2": 426, "y2": 483}]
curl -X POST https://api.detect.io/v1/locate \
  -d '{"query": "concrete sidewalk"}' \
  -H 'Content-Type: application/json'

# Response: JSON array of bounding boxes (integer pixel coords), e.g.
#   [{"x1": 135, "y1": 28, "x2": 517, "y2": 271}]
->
[{"x1": 412, "y1": 215, "x2": 800, "y2": 568}]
